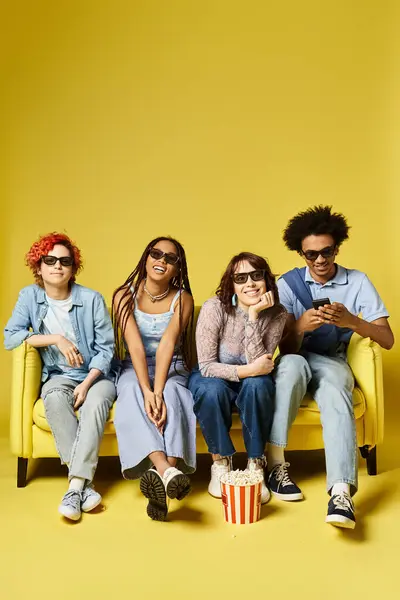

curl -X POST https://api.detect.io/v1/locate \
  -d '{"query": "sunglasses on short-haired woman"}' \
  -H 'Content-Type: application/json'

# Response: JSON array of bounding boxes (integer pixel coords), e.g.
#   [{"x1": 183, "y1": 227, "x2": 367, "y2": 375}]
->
[{"x1": 41, "y1": 256, "x2": 74, "y2": 267}]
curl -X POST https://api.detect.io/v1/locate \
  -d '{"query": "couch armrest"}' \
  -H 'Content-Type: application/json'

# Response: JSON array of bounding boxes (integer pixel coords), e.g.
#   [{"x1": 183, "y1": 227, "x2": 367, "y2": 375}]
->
[
  {"x1": 10, "y1": 343, "x2": 42, "y2": 457},
  {"x1": 347, "y1": 333, "x2": 384, "y2": 447}
]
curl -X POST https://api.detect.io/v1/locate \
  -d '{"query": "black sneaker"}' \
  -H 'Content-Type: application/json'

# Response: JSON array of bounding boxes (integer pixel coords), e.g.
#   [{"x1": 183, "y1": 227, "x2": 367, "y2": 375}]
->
[
  {"x1": 267, "y1": 462, "x2": 303, "y2": 501},
  {"x1": 325, "y1": 492, "x2": 356, "y2": 529},
  {"x1": 140, "y1": 469, "x2": 168, "y2": 521}
]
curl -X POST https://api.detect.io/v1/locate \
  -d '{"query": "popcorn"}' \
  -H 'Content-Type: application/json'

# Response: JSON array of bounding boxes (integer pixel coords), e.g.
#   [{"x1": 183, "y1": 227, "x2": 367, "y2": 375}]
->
[
  {"x1": 220, "y1": 469, "x2": 263, "y2": 524},
  {"x1": 220, "y1": 468, "x2": 263, "y2": 486}
]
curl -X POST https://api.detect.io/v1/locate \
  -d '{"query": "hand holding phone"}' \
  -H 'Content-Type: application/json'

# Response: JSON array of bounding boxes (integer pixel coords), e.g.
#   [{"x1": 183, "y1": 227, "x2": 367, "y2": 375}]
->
[
  {"x1": 312, "y1": 298, "x2": 331, "y2": 310},
  {"x1": 315, "y1": 301, "x2": 354, "y2": 328}
]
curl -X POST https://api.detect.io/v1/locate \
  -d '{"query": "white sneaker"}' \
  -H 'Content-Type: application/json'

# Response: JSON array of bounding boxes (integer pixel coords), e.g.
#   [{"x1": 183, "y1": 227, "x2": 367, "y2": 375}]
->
[
  {"x1": 208, "y1": 458, "x2": 231, "y2": 498},
  {"x1": 247, "y1": 457, "x2": 270, "y2": 505},
  {"x1": 162, "y1": 467, "x2": 192, "y2": 500},
  {"x1": 58, "y1": 489, "x2": 82, "y2": 521},
  {"x1": 81, "y1": 484, "x2": 102, "y2": 512}
]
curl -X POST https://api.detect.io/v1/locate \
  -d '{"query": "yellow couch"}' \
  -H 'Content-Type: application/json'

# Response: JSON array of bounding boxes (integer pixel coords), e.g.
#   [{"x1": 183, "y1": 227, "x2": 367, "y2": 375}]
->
[{"x1": 10, "y1": 326, "x2": 383, "y2": 487}]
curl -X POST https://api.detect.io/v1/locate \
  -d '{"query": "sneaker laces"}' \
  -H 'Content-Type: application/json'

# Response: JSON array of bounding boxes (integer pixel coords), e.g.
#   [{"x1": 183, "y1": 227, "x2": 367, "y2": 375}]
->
[
  {"x1": 332, "y1": 492, "x2": 354, "y2": 512},
  {"x1": 63, "y1": 489, "x2": 81, "y2": 508},
  {"x1": 272, "y1": 462, "x2": 293, "y2": 488}
]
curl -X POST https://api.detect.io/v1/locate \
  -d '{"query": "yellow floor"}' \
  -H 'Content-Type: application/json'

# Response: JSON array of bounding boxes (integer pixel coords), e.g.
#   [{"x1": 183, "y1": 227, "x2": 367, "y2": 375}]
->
[{"x1": 1, "y1": 431, "x2": 399, "y2": 600}]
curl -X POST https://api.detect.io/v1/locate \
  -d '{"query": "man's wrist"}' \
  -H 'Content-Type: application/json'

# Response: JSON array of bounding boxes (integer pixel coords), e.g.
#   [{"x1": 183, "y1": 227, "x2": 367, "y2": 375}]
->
[{"x1": 348, "y1": 314, "x2": 360, "y2": 331}]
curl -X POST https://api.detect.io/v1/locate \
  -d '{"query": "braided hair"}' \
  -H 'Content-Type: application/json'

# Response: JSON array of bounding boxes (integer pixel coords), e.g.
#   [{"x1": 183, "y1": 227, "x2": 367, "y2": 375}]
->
[{"x1": 112, "y1": 236, "x2": 194, "y2": 370}]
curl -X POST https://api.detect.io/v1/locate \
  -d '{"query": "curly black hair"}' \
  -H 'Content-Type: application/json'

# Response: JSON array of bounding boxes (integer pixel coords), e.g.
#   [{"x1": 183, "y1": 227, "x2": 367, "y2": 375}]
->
[{"x1": 283, "y1": 205, "x2": 350, "y2": 253}]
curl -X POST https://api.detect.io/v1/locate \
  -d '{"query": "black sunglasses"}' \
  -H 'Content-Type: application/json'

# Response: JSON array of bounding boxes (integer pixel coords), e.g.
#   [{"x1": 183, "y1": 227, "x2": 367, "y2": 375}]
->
[
  {"x1": 302, "y1": 245, "x2": 336, "y2": 262},
  {"x1": 149, "y1": 247, "x2": 180, "y2": 266},
  {"x1": 233, "y1": 270, "x2": 265, "y2": 285},
  {"x1": 42, "y1": 255, "x2": 74, "y2": 267}
]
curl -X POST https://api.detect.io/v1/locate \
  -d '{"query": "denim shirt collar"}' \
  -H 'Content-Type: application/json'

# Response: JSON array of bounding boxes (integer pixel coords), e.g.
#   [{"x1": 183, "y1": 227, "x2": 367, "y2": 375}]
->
[
  {"x1": 305, "y1": 264, "x2": 348, "y2": 287},
  {"x1": 36, "y1": 282, "x2": 83, "y2": 306}
]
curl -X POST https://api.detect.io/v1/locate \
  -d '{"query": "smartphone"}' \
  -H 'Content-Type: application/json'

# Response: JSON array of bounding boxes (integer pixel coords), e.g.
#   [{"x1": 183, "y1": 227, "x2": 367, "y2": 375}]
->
[{"x1": 312, "y1": 298, "x2": 331, "y2": 310}]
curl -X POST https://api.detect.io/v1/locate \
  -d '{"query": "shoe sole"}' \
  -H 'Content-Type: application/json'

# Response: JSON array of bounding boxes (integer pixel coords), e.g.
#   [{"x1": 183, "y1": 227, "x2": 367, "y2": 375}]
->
[
  {"x1": 271, "y1": 490, "x2": 304, "y2": 502},
  {"x1": 166, "y1": 473, "x2": 192, "y2": 501},
  {"x1": 325, "y1": 515, "x2": 356, "y2": 529},
  {"x1": 58, "y1": 508, "x2": 81, "y2": 521},
  {"x1": 208, "y1": 490, "x2": 222, "y2": 499},
  {"x1": 140, "y1": 471, "x2": 168, "y2": 521},
  {"x1": 261, "y1": 491, "x2": 271, "y2": 505},
  {"x1": 81, "y1": 496, "x2": 102, "y2": 513}
]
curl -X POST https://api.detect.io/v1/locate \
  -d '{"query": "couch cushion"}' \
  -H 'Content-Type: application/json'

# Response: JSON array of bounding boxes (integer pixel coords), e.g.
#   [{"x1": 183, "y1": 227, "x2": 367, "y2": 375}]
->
[
  {"x1": 300, "y1": 387, "x2": 364, "y2": 413},
  {"x1": 33, "y1": 399, "x2": 118, "y2": 434},
  {"x1": 32, "y1": 387, "x2": 365, "y2": 434}
]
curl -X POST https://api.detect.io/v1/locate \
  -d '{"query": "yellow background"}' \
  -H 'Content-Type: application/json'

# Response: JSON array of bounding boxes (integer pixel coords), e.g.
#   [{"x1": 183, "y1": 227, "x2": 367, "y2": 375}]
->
[
  {"x1": 1, "y1": 4, "x2": 400, "y2": 600},
  {"x1": 1, "y1": 0, "x2": 399, "y2": 438}
]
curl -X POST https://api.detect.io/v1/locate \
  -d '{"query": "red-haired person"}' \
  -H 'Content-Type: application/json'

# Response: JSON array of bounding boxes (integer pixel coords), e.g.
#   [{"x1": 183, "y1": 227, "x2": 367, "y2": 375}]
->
[
  {"x1": 188, "y1": 253, "x2": 287, "y2": 503},
  {"x1": 4, "y1": 233, "x2": 116, "y2": 521}
]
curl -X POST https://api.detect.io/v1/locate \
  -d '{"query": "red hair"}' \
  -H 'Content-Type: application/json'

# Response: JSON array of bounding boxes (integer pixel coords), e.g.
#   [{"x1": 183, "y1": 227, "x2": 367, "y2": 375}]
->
[{"x1": 25, "y1": 233, "x2": 83, "y2": 286}]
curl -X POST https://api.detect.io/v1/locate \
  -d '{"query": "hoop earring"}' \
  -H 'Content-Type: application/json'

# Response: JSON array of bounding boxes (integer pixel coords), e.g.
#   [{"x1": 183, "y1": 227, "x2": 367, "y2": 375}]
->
[{"x1": 231, "y1": 294, "x2": 237, "y2": 307}]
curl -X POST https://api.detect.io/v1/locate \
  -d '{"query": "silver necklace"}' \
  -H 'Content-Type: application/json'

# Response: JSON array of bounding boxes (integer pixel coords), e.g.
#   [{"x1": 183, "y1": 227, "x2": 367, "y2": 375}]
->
[{"x1": 143, "y1": 280, "x2": 170, "y2": 303}]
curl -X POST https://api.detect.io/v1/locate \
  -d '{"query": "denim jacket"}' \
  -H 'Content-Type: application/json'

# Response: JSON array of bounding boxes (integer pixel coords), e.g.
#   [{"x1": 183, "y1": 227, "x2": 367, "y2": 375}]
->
[{"x1": 4, "y1": 283, "x2": 115, "y2": 383}]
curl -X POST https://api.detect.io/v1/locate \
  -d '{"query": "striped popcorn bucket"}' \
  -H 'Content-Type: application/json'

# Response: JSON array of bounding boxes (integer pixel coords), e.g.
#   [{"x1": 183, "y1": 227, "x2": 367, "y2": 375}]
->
[{"x1": 220, "y1": 479, "x2": 262, "y2": 524}]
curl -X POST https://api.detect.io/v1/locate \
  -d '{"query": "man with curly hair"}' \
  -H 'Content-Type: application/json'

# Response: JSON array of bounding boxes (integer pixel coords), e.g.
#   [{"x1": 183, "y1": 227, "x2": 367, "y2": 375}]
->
[
  {"x1": 266, "y1": 206, "x2": 393, "y2": 529},
  {"x1": 4, "y1": 233, "x2": 116, "y2": 521}
]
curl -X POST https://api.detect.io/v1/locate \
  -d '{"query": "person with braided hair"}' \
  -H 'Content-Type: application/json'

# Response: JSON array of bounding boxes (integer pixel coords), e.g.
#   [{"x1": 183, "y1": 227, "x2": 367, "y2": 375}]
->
[{"x1": 112, "y1": 236, "x2": 196, "y2": 521}]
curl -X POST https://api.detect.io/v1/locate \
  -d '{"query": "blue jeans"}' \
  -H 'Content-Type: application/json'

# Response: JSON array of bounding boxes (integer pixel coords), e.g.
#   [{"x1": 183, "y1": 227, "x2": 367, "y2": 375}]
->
[
  {"x1": 41, "y1": 376, "x2": 116, "y2": 482},
  {"x1": 188, "y1": 369, "x2": 275, "y2": 458},
  {"x1": 270, "y1": 352, "x2": 357, "y2": 493}
]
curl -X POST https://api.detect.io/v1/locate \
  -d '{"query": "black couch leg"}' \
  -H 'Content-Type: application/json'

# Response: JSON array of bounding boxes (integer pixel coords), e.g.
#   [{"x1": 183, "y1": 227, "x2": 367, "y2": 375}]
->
[
  {"x1": 366, "y1": 446, "x2": 377, "y2": 476},
  {"x1": 17, "y1": 458, "x2": 28, "y2": 488},
  {"x1": 359, "y1": 445, "x2": 377, "y2": 476}
]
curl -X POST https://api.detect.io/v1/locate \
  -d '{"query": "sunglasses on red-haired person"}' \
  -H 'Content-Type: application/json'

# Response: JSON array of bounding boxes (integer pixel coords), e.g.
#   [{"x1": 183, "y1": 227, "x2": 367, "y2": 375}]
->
[{"x1": 41, "y1": 256, "x2": 74, "y2": 267}]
